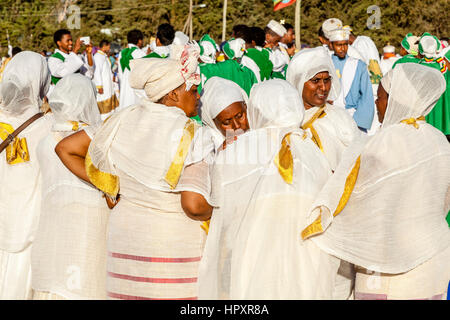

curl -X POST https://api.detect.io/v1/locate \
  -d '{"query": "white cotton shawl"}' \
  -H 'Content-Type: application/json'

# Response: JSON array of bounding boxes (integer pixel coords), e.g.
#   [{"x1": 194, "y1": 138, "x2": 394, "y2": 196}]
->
[
  {"x1": 198, "y1": 80, "x2": 339, "y2": 299},
  {"x1": 0, "y1": 51, "x2": 53, "y2": 252},
  {"x1": 200, "y1": 76, "x2": 248, "y2": 150},
  {"x1": 304, "y1": 63, "x2": 450, "y2": 274}
]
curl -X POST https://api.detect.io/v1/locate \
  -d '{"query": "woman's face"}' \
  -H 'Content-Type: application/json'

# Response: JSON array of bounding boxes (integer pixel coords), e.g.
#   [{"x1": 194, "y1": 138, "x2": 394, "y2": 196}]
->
[
  {"x1": 375, "y1": 83, "x2": 389, "y2": 123},
  {"x1": 176, "y1": 83, "x2": 200, "y2": 117},
  {"x1": 213, "y1": 101, "x2": 250, "y2": 137},
  {"x1": 302, "y1": 71, "x2": 332, "y2": 109}
]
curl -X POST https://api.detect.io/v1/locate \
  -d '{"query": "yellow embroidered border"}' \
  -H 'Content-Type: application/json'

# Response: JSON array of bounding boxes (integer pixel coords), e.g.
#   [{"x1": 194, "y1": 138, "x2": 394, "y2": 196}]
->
[
  {"x1": 301, "y1": 156, "x2": 361, "y2": 240},
  {"x1": 302, "y1": 106, "x2": 326, "y2": 152},
  {"x1": 164, "y1": 120, "x2": 196, "y2": 189},
  {"x1": 274, "y1": 133, "x2": 293, "y2": 184},
  {"x1": 97, "y1": 95, "x2": 119, "y2": 114},
  {"x1": 85, "y1": 152, "x2": 120, "y2": 198},
  {"x1": 0, "y1": 122, "x2": 30, "y2": 165},
  {"x1": 400, "y1": 116, "x2": 425, "y2": 129},
  {"x1": 201, "y1": 219, "x2": 210, "y2": 235}
]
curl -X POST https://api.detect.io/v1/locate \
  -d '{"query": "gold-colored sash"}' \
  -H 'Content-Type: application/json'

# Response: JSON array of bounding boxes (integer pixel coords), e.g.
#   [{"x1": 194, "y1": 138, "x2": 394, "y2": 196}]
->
[
  {"x1": 164, "y1": 119, "x2": 196, "y2": 189},
  {"x1": 301, "y1": 106, "x2": 327, "y2": 152},
  {"x1": 201, "y1": 220, "x2": 210, "y2": 235},
  {"x1": 85, "y1": 153, "x2": 120, "y2": 198},
  {"x1": 274, "y1": 133, "x2": 294, "y2": 184},
  {"x1": 301, "y1": 156, "x2": 361, "y2": 240},
  {"x1": 0, "y1": 122, "x2": 30, "y2": 165},
  {"x1": 400, "y1": 116, "x2": 425, "y2": 129}
]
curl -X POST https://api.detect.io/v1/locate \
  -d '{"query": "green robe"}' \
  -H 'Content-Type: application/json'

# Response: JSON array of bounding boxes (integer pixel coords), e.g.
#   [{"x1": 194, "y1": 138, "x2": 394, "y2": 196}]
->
[
  {"x1": 198, "y1": 59, "x2": 258, "y2": 97},
  {"x1": 244, "y1": 48, "x2": 273, "y2": 81}
]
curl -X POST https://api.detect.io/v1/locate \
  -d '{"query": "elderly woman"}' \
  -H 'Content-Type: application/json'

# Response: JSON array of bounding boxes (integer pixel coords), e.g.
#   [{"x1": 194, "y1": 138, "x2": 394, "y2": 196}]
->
[
  {"x1": 302, "y1": 63, "x2": 450, "y2": 300},
  {"x1": 56, "y1": 44, "x2": 215, "y2": 300},
  {"x1": 286, "y1": 46, "x2": 361, "y2": 172},
  {"x1": 31, "y1": 74, "x2": 108, "y2": 300},
  {"x1": 198, "y1": 79, "x2": 339, "y2": 299},
  {"x1": 200, "y1": 76, "x2": 250, "y2": 151},
  {"x1": 0, "y1": 52, "x2": 53, "y2": 299}
]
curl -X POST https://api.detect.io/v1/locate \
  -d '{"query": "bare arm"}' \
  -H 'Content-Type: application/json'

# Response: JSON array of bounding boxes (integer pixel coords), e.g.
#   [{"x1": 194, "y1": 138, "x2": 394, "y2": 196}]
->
[
  {"x1": 55, "y1": 130, "x2": 91, "y2": 183},
  {"x1": 181, "y1": 191, "x2": 213, "y2": 221}
]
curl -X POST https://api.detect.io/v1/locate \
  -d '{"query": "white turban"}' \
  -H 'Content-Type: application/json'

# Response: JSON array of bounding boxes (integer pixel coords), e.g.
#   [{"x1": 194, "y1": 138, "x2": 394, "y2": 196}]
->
[
  {"x1": 129, "y1": 44, "x2": 200, "y2": 102},
  {"x1": 286, "y1": 46, "x2": 341, "y2": 103},
  {"x1": 48, "y1": 73, "x2": 101, "y2": 127},
  {"x1": 383, "y1": 45, "x2": 396, "y2": 53},
  {"x1": 247, "y1": 79, "x2": 304, "y2": 130},
  {"x1": 0, "y1": 51, "x2": 50, "y2": 118},
  {"x1": 322, "y1": 18, "x2": 343, "y2": 39},
  {"x1": 267, "y1": 20, "x2": 287, "y2": 37},
  {"x1": 223, "y1": 38, "x2": 246, "y2": 60},
  {"x1": 328, "y1": 28, "x2": 350, "y2": 42}
]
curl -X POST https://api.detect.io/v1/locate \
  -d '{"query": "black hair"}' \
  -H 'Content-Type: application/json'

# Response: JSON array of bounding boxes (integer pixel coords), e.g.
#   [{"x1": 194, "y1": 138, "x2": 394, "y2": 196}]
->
[
  {"x1": 318, "y1": 26, "x2": 326, "y2": 38},
  {"x1": 12, "y1": 47, "x2": 22, "y2": 56},
  {"x1": 127, "y1": 29, "x2": 144, "y2": 45},
  {"x1": 233, "y1": 24, "x2": 249, "y2": 39},
  {"x1": 99, "y1": 39, "x2": 110, "y2": 48},
  {"x1": 53, "y1": 29, "x2": 71, "y2": 45},
  {"x1": 249, "y1": 26, "x2": 266, "y2": 47},
  {"x1": 156, "y1": 23, "x2": 175, "y2": 46},
  {"x1": 283, "y1": 23, "x2": 294, "y2": 31}
]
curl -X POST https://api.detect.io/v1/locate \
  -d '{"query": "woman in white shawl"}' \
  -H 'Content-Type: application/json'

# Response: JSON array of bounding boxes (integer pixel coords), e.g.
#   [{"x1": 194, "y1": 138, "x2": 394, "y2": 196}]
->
[
  {"x1": 58, "y1": 44, "x2": 216, "y2": 300},
  {"x1": 31, "y1": 73, "x2": 109, "y2": 300},
  {"x1": 198, "y1": 79, "x2": 340, "y2": 299},
  {"x1": 286, "y1": 46, "x2": 361, "y2": 172},
  {"x1": 200, "y1": 76, "x2": 250, "y2": 152},
  {"x1": 302, "y1": 63, "x2": 450, "y2": 300},
  {"x1": 0, "y1": 51, "x2": 53, "y2": 299}
]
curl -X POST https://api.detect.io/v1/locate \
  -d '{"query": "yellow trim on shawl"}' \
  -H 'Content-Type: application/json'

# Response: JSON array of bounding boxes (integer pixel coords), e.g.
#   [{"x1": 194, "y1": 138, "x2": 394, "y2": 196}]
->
[
  {"x1": 0, "y1": 122, "x2": 30, "y2": 165},
  {"x1": 274, "y1": 133, "x2": 294, "y2": 184},
  {"x1": 164, "y1": 119, "x2": 196, "y2": 190},
  {"x1": 400, "y1": 116, "x2": 425, "y2": 129},
  {"x1": 85, "y1": 152, "x2": 120, "y2": 198},
  {"x1": 301, "y1": 156, "x2": 361, "y2": 240},
  {"x1": 201, "y1": 220, "x2": 210, "y2": 235},
  {"x1": 301, "y1": 106, "x2": 327, "y2": 152}
]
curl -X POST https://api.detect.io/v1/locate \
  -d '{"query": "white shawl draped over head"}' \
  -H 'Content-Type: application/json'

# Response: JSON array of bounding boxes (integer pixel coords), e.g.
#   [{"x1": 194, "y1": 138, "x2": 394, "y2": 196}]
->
[
  {"x1": 302, "y1": 62, "x2": 450, "y2": 274},
  {"x1": 87, "y1": 43, "x2": 215, "y2": 203},
  {"x1": 0, "y1": 51, "x2": 50, "y2": 120},
  {"x1": 199, "y1": 76, "x2": 248, "y2": 150},
  {"x1": 286, "y1": 46, "x2": 341, "y2": 103},
  {"x1": 49, "y1": 73, "x2": 102, "y2": 134},
  {"x1": 198, "y1": 80, "x2": 337, "y2": 299}
]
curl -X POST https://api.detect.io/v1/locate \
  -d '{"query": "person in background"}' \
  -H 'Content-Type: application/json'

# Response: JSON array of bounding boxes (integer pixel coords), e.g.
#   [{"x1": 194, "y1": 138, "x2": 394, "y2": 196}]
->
[{"x1": 380, "y1": 44, "x2": 400, "y2": 75}]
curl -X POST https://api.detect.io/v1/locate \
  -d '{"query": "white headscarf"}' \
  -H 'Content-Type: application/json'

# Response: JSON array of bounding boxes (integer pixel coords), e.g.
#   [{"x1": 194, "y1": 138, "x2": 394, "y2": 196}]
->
[
  {"x1": 172, "y1": 31, "x2": 189, "y2": 46},
  {"x1": 303, "y1": 62, "x2": 450, "y2": 274},
  {"x1": 200, "y1": 76, "x2": 248, "y2": 148},
  {"x1": 419, "y1": 35, "x2": 439, "y2": 58},
  {"x1": 380, "y1": 62, "x2": 446, "y2": 128},
  {"x1": 49, "y1": 73, "x2": 102, "y2": 128},
  {"x1": 129, "y1": 43, "x2": 200, "y2": 102},
  {"x1": 0, "y1": 51, "x2": 50, "y2": 118},
  {"x1": 286, "y1": 46, "x2": 341, "y2": 102},
  {"x1": 248, "y1": 79, "x2": 304, "y2": 130}
]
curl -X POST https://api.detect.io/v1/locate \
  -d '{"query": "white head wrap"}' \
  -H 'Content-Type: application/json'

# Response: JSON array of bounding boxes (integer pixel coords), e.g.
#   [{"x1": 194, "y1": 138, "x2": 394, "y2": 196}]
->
[
  {"x1": 419, "y1": 35, "x2": 438, "y2": 58},
  {"x1": 380, "y1": 63, "x2": 445, "y2": 128},
  {"x1": 286, "y1": 46, "x2": 341, "y2": 103},
  {"x1": 172, "y1": 31, "x2": 189, "y2": 46},
  {"x1": 48, "y1": 73, "x2": 102, "y2": 127},
  {"x1": 267, "y1": 20, "x2": 287, "y2": 37},
  {"x1": 247, "y1": 79, "x2": 304, "y2": 130},
  {"x1": 200, "y1": 76, "x2": 248, "y2": 149},
  {"x1": 129, "y1": 43, "x2": 200, "y2": 102},
  {"x1": 383, "y1": 45, "x2": 396, "y2": 53},
  {"x1": 328, "y1": 28, "x2": 350, "y2": 42},
  {"x1": 199, "y1": 34, "x2": 219, "y2": 64},
  {"x1": 322, "y1": 18, "x2": 343, "y2": 39},
  {"x1": 223, "y1": 38, "x2": 246, "y2": 60},
  {"x1": 0, "y1": 51, "x2": 50, "y2": 118}
]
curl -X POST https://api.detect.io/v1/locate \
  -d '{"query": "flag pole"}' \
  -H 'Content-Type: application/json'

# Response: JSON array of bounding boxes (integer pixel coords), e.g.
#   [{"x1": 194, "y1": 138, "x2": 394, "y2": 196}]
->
[
  {"x1": 222, "y1": 0, "x2": 228, "y2": 42},
  {"x1": 189, "y1": 0, "x2": 193, "y2": 40},
  {"x1": 295, "y1": 0, "x2": 301, "y2": 50}
]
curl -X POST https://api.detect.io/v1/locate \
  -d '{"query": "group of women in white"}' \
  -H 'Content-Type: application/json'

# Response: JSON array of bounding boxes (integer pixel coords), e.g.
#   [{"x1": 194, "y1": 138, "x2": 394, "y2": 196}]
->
[{"x1": 0, "y1": 41, "x2": 448, "y2": 300}]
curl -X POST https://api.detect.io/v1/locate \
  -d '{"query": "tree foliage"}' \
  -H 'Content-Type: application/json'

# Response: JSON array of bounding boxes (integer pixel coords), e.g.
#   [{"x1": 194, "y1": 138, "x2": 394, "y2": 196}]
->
[{"x1": 0, "y1": 0, "x2": 448, "y2": 56}]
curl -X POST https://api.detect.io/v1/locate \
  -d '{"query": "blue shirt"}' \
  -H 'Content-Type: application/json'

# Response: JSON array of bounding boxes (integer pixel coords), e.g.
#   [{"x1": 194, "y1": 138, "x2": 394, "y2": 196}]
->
[{"x1": 332, "y1": 54, "x2": 375, "y2": 130}]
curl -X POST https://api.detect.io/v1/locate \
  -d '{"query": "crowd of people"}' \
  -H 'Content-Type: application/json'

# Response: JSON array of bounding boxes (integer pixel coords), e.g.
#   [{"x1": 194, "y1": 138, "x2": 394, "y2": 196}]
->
[{"x1": 0, "y1": 16, "x2": 449, "y2": 300}]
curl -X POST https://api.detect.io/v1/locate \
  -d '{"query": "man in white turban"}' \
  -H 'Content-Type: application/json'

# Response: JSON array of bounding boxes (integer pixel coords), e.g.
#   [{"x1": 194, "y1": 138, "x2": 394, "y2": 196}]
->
[
  {"x1": 0, "y1": 52, "x2": 53, "y2": 299},
  {"x1": 198, "y1": 79, "x2": 340, "y2": 299},
  {"x1": 56, "y1": 44, "x2": 216, "y2": 300},
  {"x1": 379, "y1": 44, "x2": 400, "y2": 75},
  {"x1": 327, "y1": 28, "x2": 375, "y2": 134},
  {"x1": 264, "y1": 20, "x2": 289, "y2": 79},
  {"x1": 301, "y1": 63, "x2": 450, "y2": 300}
]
